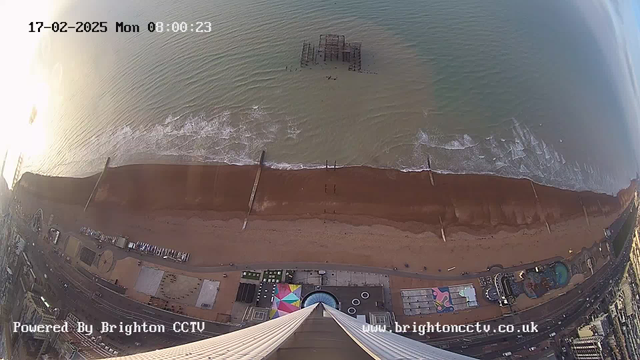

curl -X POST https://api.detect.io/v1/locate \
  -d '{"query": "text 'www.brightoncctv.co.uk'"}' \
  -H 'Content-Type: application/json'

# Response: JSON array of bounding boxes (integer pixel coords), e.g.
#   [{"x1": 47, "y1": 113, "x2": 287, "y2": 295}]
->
[{"x1": 363, "y1": 322, "x2": 539, "y2": 336}]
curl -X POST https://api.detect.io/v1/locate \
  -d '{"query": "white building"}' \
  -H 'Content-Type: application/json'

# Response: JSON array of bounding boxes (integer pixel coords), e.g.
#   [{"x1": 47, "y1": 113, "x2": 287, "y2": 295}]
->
[{"x1": 570, "y1": 336, "x2": 605, "y2": 360}]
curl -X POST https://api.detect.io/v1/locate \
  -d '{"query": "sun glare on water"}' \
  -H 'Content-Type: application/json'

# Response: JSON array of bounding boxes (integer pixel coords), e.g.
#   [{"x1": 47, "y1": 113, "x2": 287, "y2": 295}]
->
[{"x1": 0, "y1": 0, "x2": 55, "y2": 183}]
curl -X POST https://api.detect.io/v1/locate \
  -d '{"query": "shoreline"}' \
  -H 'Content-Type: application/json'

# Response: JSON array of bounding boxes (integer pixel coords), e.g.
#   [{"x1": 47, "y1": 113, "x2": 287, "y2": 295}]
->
[
  {"x1": 256, "y1": 161, "x2": 624, "y2": 196},
  {"x1": 41, "y1": 158, "x2": 632, "y2": 197}
]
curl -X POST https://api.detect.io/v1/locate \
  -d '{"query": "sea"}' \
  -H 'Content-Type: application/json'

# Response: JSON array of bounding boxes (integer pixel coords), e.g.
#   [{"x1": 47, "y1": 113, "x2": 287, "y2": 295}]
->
[{"x1": 21, "y1": 0, "x2": 640, "y2": 194}]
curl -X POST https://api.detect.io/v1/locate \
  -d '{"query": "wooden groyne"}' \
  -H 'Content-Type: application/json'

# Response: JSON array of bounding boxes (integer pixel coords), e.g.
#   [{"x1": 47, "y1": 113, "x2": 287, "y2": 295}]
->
[
  {"x1": 243, "y1": 151, "x2": 266, "y2": 230},
  {"x1": 84, "y1": 157, "x2": 110, "y2": 212}
]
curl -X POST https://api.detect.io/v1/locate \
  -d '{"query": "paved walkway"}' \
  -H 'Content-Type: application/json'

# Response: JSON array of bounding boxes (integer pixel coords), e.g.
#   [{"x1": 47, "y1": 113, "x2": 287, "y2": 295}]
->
[
  {"x1": 75, "y1": 227, "x2": 565, "y2": 280},
  {"x1": 16, "y1": 211, "x2": 590, "y2": 284},
  {"x1": 160, "y1": 259, "x2": 566, "y2": 280}
]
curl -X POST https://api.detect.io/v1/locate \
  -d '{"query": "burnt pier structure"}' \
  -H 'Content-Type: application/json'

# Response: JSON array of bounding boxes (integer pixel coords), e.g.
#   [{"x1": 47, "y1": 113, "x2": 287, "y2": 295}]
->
[{"x1": 300, "y1": 34, "x2": 362, "y2": 72}]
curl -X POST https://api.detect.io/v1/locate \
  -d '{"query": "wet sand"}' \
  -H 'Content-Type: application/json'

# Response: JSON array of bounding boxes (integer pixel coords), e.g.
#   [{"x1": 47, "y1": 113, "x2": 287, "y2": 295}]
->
[
  {"x1": 17, "y1": 164, "x2": 635, "y2": 227},
  {"x1": 13, "y1": 164, "x2": 637, "y2": 274}
]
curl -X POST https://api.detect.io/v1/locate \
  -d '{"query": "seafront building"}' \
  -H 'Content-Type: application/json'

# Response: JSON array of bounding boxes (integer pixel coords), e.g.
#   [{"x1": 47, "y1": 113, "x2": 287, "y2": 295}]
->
[
  {"x1": 20, "y1": 292, "x2": 55, "y2": 339},
  {"x1": 603, "y1": 269, "x2": 640, "y2": 360},
  {"x1": 568, "y1": 222, "x2": 640, "y2": 360},
  {"x1": 607, "y1": 248, "x2": 640, "y2": 360},
  {"x1": 571, "y1": 336, "x2": 606, "y2": 360},
  {"x1": 571, "y1": 316, "x2": 611, "y2": 360},
  {"x1": 8, "y1": 291, "x2": 56, "y2": 359},
  {"x1": 578, "y1": 314, "x2": 610, "y2": 338}
]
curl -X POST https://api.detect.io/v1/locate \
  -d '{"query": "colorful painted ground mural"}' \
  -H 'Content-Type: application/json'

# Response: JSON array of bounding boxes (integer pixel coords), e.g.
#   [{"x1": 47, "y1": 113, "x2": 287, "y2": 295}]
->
[
  {"x1": 431, "y1": 287, "x2": 455, "y2": 313},
  {"x1": 269, "y1": 284, "x2": 302, "y2": 319},
  {"x1": 401, "y1": 284, "x2": 478, "y2": 315}
]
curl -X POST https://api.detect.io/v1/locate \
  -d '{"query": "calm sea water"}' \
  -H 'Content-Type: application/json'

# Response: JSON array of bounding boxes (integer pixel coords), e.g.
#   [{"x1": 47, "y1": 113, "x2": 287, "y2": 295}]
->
[{"x1": 25, "y1": 0, "x2": 638, "y2": 194}]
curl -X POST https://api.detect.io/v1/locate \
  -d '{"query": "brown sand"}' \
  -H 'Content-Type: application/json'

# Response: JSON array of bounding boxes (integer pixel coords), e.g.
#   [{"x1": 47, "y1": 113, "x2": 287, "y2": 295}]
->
[
  {"x1": 14, "y1": 165, "x2": 637, "y2": 274},
  {"x1": 18, "y1": 164, "x2": 635, "y2": 227}
]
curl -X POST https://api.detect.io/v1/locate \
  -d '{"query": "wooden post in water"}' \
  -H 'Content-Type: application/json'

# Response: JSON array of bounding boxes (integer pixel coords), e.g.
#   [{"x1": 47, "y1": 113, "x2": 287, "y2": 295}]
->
[
  {"x1": 243, "y1": 151, "x2": 266, "y2": 230},
  {"x1": 427, "y1": 155, "x2": 435, "y2": 186},
  {"x1": 439, "y1": 216, "x2": 446, "y2": 242},
  {"x1": 84, "y1": 157, "x2": 110, "y2": 212}
]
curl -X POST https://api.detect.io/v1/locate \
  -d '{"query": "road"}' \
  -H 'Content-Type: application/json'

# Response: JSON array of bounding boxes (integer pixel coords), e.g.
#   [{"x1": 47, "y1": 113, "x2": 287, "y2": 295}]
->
[{"x1": 15, "y1": 216, "x2": 240, "y2": 356}]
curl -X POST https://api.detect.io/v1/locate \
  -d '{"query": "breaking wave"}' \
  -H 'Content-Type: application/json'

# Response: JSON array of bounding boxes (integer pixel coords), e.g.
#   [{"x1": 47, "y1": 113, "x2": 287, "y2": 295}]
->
[
  {"x1": 58, "y1": 107, "x2": 283, "y2": 168},
  {"x1": 25, "y1": 114, "x2": 631, "y2": 195},
  {"x1": 410, "y1": 118, "x2": 630, "y2": 194}
]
